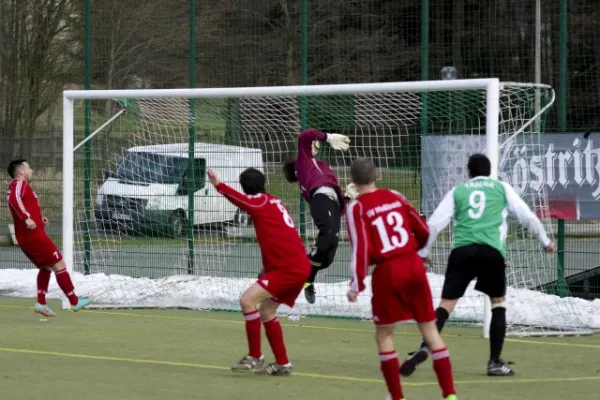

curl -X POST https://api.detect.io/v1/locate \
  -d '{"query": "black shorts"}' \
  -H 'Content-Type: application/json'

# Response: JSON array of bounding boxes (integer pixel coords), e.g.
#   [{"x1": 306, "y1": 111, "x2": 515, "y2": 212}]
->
[
  {"x1": 308, "y1": 193, "x2": 341, "y2": 269},
  {"x1": 441, "y1": 243, "x2": 506, "y2": 299}
]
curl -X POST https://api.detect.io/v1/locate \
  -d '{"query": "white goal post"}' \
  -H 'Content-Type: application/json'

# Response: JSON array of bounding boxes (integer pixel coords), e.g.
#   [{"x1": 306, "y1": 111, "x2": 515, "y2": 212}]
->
[{"x1": 58, "y1": 79, "x2": 597, "y2": 337}]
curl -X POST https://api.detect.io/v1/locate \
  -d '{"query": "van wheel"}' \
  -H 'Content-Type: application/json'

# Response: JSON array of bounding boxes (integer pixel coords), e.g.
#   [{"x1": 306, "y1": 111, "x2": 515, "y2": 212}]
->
[
  {"x1": 233, "y1": 209, "x2": 252, "y2": 227},
  {"x1": 167, "y1": 211, "x2": 185, "y2": 237}
]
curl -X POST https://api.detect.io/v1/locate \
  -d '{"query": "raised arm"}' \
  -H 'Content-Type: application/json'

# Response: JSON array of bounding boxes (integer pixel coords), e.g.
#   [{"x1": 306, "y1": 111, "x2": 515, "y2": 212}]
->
[
  {"x1": 346, "y1": 201, "x2": 369, "y2": 293},
  {"x1": 298, "y1": 128, "x2": 327, "y2": 161},
  {"x1": 418, "y1": 188, "x2": 456, "y2": 258},
  {"x1": 501, "y1": 182, "x2": 552, "y2": 248},
  {"x1": 215, "y1": 183, "x2": 268, "y2": 215},
  {"x1": 7, "y1": 180, "x2": 31, "y2": 220}
]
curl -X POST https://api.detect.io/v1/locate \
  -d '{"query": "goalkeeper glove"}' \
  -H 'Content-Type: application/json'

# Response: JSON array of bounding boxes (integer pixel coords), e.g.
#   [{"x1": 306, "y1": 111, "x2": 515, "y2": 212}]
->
[
  {"x1": 326, "y1": 133, "x2": 350, "y2": 151},
  {"x1": 344, "y1": 183, "x2": 359, "y2": 201}
]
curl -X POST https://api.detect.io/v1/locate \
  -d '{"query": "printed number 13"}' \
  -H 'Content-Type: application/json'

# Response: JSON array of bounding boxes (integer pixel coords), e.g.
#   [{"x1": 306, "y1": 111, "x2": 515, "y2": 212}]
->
[{"x1": 372, "y1": 211, "x2": 409, "y2": 253}]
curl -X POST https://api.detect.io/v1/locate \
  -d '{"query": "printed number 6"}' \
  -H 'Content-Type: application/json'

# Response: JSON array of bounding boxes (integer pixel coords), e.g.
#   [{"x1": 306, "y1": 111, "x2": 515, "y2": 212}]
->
[
  {"x1": 276, "y1": 203, "x2": 295, "y2": 228},
  {"x1": 468, "y1": 190, "x2": 486, "y2": 219}
]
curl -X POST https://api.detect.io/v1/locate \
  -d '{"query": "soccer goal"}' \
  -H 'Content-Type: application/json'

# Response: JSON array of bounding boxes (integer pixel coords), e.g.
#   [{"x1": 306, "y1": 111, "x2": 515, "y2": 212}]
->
[{"x1": 35, "y1": 79, "x2": 590, "y2": 337}]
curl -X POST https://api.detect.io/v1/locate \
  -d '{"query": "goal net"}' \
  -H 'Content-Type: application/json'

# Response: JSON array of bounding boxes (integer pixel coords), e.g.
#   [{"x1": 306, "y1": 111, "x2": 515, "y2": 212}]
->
[{"x1": 3, "y1": 80, "x2": 598, "y2": 336}]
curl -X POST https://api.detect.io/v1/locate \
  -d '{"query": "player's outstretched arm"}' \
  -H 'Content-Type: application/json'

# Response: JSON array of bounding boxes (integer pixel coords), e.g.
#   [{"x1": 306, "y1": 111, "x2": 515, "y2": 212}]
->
[
  {"x1": 418, "y1": 188, "x2": 455, "y2": 258},
  {"x1": 346, "y1": 201, "x2": 368, "y2": 300},
  {"x1": 501, "y1": 182, "x2": 553, "y2": 250},
  {"x1": 298, "y1": 129, "x2": 350, "y2": 161},
  {"x1": 208, "y1": 168, "x2": 267, "y2": 214}
]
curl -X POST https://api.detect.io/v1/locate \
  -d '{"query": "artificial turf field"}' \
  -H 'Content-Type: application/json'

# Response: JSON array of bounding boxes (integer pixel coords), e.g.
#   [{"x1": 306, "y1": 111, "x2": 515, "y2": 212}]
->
[{"x1": 1, "y1": 297, "x2": 599, "y2": 400}]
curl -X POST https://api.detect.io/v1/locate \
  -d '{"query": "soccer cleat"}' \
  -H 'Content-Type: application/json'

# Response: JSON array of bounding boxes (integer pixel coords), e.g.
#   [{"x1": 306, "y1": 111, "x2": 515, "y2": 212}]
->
[
  {"x1": 255, "y1": 362, "x2": 292, "y2": 376},
  {"x1": 304, "y1": 283, "x2": 316, "y2": 304},
  {"x1": 384, "y1": 395, "x2": 406, "y2": 400},
  {"x1": 72, "y1": 295, "x2": 94, "y2": 312},
  {"x1": 399, "y1": 347, "x2": 429, "y2": 377},
  {"x1": 444, "y1": 395, "x2": 458, "y2": 400},
  {"x1": 231, "y1": 355, "x2": 264, "y2": 371},
  {"x1": 34, "y1": 303, "x2": 56, "y2": 317},
  {"x1": 487, "y1": 359, "x2": 515, "y2": 376}
]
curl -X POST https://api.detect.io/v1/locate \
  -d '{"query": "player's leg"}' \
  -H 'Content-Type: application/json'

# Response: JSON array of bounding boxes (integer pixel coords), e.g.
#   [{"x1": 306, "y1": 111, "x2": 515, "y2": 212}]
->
[
  {"x1": 34, "y1": 266, "x2": 55, "y2": 317},
  {"x1": 51, "y1": 259, "x2": 93, "y2": 311},
  {"x1": 401, "y1": 247, "x2": 475, "y2": 377},
  {"x1": 474, "y1": 246, "x2": 513, "y2": 376},
  {"x1": 419, "y1": 322, "x2": 458, "y2": 400},
  {"x1": 411, "y1": 270, "x2": 457, "y2": 399},
  {"x1": 304, "y1": 193, "x2": 341, "y2": 303},
  {"x1": 255, "y1": 299, "x2": 292, "y2": 376},
  {"x1": 376, "y1": 325, "x2": 405, "y2": 400},
  {"x1": 231, "y1": 282, "x2": 273, "y2": 371}
]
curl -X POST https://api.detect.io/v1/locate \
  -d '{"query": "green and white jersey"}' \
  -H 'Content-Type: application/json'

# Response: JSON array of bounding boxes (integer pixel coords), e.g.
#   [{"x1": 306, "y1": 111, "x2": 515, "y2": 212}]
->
[{"x1": 419, "y1": 176, "x2": 551, "y2": 258}]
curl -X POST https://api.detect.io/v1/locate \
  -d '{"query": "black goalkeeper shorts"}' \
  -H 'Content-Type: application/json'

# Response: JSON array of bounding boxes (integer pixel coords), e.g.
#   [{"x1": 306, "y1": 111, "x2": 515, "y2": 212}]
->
[
  {"x1": 308, "y1": 193, "x2": 342, "y2": 269},
  {"x1": 441, "y1": 243, "x2": 507, "y2": 299}
]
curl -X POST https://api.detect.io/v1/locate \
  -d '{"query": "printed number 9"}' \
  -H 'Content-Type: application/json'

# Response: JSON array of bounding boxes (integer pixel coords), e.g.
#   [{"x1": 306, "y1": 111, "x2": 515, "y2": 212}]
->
[
  {"x1": 468, "y1": 190, "x2": 486, "y2": 219},
  {"x1": 276, "y1": 202, "x2": 295, "y2": 228}
]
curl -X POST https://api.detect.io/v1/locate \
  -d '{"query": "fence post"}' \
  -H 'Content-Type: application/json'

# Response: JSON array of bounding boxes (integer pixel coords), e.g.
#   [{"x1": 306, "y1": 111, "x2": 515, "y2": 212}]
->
[
  {"x1": 187, "y1": 0, "x2": 197, "y2": 275},
  {"x1": 557, "y1": 0, "x2": 568, "y2": 294},
  {"x1": 83, "y1": 0, "x2": 92, "y2": 275}
]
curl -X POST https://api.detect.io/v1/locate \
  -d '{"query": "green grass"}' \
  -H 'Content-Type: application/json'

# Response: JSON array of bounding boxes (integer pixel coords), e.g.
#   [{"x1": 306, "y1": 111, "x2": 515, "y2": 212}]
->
[{"x1": 1, "y1": 297, "x2": 599, "y2": 400}]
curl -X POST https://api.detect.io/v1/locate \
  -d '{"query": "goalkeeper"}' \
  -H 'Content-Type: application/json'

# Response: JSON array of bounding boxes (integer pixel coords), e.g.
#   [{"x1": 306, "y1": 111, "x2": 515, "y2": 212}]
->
[{"x1": 282, "y1": 128, "x2": 353, "y2": 304}]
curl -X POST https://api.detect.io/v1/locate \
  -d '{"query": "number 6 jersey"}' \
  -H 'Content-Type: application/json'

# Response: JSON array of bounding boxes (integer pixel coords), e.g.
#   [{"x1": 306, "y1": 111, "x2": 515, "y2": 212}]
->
[{"x1": 346, "y1": 189, "x2": 430, "y2": 293}]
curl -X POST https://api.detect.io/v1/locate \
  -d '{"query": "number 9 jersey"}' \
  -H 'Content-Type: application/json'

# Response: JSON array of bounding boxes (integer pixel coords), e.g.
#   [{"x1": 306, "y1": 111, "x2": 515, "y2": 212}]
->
[{"x1": 346, "y1": 189, "x2": 429, "y2": 293}]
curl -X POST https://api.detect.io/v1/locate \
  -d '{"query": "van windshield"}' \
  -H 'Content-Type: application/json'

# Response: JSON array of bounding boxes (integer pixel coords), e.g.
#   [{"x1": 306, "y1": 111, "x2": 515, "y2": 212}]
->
[{"x1": 115, "y1": 152, "x2": 187, "y2": 184}]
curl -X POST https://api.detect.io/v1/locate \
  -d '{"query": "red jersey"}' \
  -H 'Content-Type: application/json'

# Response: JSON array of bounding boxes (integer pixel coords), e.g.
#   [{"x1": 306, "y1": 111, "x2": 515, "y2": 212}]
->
[
  {"x1": 216, "y1": 183, "x2": 310, "y2": 275},
  {"x1": 295, "y1": 129, "x2": 346, "y2": 211},
  {"x1": 7, "y1": 179, "x2": 45, "y2": 243},
  {"x1": 346, "y1": 189, "x2": 429, "y2": 293}
]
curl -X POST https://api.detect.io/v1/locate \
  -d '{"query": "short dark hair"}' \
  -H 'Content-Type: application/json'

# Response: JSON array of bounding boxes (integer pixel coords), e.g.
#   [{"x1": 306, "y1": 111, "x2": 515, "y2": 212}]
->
[
  {"x1": 239, "y1": 168, "x2": 266, "y2": 195},
  {"x1": 350, "y1": 157, "x2": 378, "y2": 185},
  {"x1": 467, "y1": 153, "x2": 491, "y2": 178},
  {"x1": 282, "y1": 159, "x2": 297, "y2": 183},
  {"x1": 7, "y1": 159, "x2": 27, "y2": 179}
]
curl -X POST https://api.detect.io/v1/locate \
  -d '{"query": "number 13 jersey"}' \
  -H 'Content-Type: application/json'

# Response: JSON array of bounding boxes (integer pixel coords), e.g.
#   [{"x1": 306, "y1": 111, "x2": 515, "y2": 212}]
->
[{"x1": 346, "y1": 189, "x2": 429, "y2": 293}]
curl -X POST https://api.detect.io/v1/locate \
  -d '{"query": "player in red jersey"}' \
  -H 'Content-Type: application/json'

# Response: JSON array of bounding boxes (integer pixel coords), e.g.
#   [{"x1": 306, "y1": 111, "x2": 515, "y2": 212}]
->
[
  {"x1": 282, "y1": 128, "x2": 351, "y2": 303},
  {"x1": 345, "y1": 158, "x2": 458, "y2": 400},
  {"x1": 6, "y1": 159, "x2": 93, "y2": 317},
  {"x1": 208, "y1": 167, "x2": 311, "y2": 376}
]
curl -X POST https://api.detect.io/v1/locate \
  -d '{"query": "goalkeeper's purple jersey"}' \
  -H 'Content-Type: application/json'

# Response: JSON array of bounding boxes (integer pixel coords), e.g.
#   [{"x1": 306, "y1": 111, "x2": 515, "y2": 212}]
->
[{"x1": 295, "y1": 129, "x2": 346, "y2": 212}]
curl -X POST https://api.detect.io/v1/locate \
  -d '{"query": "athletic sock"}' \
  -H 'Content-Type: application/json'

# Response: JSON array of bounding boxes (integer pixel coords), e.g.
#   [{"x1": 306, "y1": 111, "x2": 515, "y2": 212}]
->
[
  {"x1": 243, "y1": 311, "x2": 262, "y2": 359},
  {"x1": 36, "y1": 269, "x2": 52, "y2": 305},
  {"x1": 263, "y1": 317, "x2": 289, "y2": 365},
  {"x1": 379, "y1": 351, "x2": 404, "y2": 400},
  {"x1": 490, "y1": 306, "x2": 507, "y2": 362},
  {"x1": 55, "y1": 269, "x2": 78, "y2": 306},
  {"x1": 420, "y1": 307, "x2": 450, "y2": 348},
  {"x1": 432, "y1": 347, "x2": 456, "y2": 398}
]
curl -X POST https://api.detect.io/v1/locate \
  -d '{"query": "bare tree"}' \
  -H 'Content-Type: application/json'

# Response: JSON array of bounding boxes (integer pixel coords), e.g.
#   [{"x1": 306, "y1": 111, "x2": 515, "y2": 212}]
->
[{"x1": 0, "y1": 0, "x2": 79, "y2": 164}]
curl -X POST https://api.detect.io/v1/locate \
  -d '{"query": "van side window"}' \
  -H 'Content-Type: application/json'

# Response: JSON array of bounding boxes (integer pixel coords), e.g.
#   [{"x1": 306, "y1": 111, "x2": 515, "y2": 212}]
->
[{"x1": 194, "y1": 158, "x2": 206, "y2": 190}]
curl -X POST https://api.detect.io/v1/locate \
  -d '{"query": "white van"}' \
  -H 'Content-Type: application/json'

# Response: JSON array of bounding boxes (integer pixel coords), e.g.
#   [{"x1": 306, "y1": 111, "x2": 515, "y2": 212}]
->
[{"x1": 94, "y1": 142, "x2": 263, "y2": 237}]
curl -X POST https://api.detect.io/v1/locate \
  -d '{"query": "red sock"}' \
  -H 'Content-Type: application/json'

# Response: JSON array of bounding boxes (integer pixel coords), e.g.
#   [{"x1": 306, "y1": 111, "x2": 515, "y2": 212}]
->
[
  {"x1": 379, "y1": 351, "x2": 404, "y2": 400},
  {"x1": 432, "y1": 348, "x2": 456, "y2": 398},
  {"x1": 36, "y1": 269, "x2": 52, "y2": 305},
  {"x1": 243, "y1": 311, "x2": 262, "y2": 358},
  {"x1": 263, "y1": 317, "x2": 289, "y2": 365},
  {"x1": 55, "y1": 269, "x2": 78, "y2": 306}
]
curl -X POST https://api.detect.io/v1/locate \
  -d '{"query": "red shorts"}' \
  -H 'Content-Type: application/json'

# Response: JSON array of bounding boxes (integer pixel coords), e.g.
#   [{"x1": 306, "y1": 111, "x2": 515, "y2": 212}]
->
[
  {"x1": 19, "y1": 235, "x2": 63, "y2": 268},
  {"x1": 256, "y1": 269, "x2": 309, "y2": 308},
  {"x1": 371, "y1": 254, "x2": 436, "y2": 326}
]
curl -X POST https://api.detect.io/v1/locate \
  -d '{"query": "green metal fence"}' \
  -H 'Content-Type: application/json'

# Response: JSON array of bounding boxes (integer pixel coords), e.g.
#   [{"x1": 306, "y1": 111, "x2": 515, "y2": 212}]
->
[{"x1": 1, "y1": 0, "x2": 599, "y2": 296}]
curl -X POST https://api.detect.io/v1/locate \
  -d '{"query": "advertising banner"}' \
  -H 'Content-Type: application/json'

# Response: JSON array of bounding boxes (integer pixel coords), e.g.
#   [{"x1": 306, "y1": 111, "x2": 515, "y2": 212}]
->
[{"x1": 421, "y1": 133, "x2": 600, "y2": 220}]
